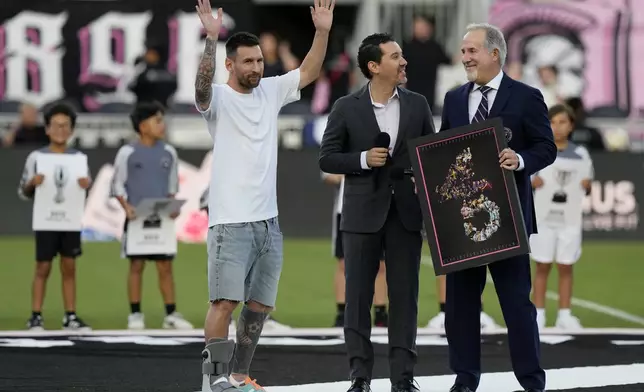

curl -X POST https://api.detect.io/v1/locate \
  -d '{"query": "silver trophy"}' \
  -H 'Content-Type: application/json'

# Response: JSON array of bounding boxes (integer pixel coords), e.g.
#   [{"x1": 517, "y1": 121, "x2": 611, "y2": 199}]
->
[
  {"x1": 143, "y1": 201, "x2": 170, "y2": 229},
  {"x1": 53, "y1": 165, "x2": 68, "y2": 204},
  {"x1": 552, "y1": 169, "x2": 572, "y2": 203}
]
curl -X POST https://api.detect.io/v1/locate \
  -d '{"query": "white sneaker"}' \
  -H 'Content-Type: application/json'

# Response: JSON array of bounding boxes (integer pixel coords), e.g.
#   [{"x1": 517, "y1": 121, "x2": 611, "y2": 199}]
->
[
  {"x1": 202, "y1": 375, "x2": 236, "y2": 392},
  {"x1": 555, "y1": 314, "x2": 582, "y2": 330},
  {"x1": 426, "y1": 312, "x2": 445, "y2": 329},
  {"x1": 128, "y1": 312, "x2": 145, "y2": 330},
  {"x1": 480, "y1": 311, "x2": 501, "y2": 331},
  {"x1": 263, "y1": 316, "x2": 292, "y2": 331},
  {"x1": 163, "y1": 312, "x2": 194, "y2": 329}
]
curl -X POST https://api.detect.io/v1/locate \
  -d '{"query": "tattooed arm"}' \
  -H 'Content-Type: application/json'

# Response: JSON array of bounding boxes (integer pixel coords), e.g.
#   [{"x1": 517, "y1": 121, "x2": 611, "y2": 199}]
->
[
  {"x1": 194, "y1": 1, "x2": 223, "y2": 111},
  {"x1": 298, "y1": 0, "x2": 335, "y2": 89},
  {"x1": 195, "y1": 37, "x2": 217, "y2": 111}
]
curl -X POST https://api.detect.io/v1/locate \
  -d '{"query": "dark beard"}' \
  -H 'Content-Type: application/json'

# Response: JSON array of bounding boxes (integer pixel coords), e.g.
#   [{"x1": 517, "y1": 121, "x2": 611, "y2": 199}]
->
[{"x1": 239, "y1": 76, "x2": 260, "y2": 90}]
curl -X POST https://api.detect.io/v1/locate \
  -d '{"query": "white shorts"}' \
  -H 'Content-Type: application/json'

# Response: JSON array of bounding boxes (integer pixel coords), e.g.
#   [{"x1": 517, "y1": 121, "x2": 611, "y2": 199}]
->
[{"x1": 529, "y1": 226, "x2": 582, "y2": 265}]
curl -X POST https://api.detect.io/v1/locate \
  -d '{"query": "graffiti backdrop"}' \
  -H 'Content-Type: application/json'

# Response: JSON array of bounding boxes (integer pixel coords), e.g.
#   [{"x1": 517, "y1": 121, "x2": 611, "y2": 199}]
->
[
  {"x1": 0, "y1": 0, "x2": 253, "y2": 112},
  {"x1": 490, "y1": 0, "x2": 643, "y2": 119}
]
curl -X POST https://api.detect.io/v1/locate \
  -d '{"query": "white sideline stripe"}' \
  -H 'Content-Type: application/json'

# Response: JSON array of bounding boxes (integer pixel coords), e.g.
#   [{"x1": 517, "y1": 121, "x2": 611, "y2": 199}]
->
[
  {"x1": 545, "y1": 291, "x2": 644, "y2": 326},
  {"x1": 482, "y1": 275, "x2": 644, "y2": 326},
  {"x1": 612, "y1": 340, "x2": 644, "y2": 346},
  {"x1": 2, "y1": 327, "x2": 644, "y2": 338},
  {"x1": 266, "y1": 364, "x2": 644, "y2": 392}
]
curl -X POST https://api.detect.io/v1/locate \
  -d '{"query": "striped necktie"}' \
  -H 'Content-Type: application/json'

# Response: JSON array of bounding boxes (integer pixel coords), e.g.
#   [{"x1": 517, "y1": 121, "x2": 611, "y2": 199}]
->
[{"x1": 472, "y1": 85, "x2": 492, "y2": 124}]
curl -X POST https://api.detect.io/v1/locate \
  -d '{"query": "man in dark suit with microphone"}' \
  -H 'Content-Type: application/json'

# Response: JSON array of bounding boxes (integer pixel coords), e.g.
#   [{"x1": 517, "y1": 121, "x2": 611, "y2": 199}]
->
[
  {"x1": 440, "y1": 23, "x2": 556, "y2": 392},
  {"x1": 319, "y1": 33, "x2": 435, "y2": 392}
]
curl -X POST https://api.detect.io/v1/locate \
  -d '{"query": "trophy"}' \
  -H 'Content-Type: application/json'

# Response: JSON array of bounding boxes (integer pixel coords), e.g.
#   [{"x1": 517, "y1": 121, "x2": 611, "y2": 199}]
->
[
  {"x1": 53, "y1": 165, "x2": 68, "y2": 204},
  {"x1": 143, "y1": 201, "x2": 170, "y2": 229},
  {"x1": 552, "y1": 169, "x2": 572, "y2": 203}
]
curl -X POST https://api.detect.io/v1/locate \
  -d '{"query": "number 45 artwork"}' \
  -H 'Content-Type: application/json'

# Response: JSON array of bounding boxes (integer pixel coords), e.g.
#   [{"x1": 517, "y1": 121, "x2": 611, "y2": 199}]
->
[{"x1": 436, "y1": 147, "x2": 501, "y2": 242}]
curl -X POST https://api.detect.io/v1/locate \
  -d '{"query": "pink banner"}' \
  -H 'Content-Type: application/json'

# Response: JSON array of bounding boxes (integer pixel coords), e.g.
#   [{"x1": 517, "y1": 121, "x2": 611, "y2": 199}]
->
[{"x1": 489, "y1": 0, "x2": 642, "y2": 118}]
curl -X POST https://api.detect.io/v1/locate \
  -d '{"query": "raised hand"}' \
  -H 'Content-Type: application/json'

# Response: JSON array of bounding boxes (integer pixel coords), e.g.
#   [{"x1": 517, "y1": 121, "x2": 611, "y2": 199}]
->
[
  {"x1": 196, "y1": 0, "x2": 223, "y2": 39},
  {"x1": 310, "y1": 0, "x2": 335, "y2": 33},
  {"x1": 194, "y1": 0, "x2": 220, "y2": 109}
]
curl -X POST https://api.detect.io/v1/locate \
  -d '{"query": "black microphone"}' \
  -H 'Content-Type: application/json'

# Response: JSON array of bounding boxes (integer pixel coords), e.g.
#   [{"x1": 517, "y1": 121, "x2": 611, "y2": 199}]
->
[
  {"x1": 374, "y1": 132, "x2": 391, "y2": 150},
  {"x1": 373, "y1": 132, "x2": 390, "y2": 189}
]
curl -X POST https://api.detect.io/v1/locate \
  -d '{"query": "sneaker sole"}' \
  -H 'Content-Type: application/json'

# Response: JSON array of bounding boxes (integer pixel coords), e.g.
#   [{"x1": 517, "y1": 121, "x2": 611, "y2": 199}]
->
[
  {"x1": 63, "y1": 327, "x2": 92, "y2": 331},
  {"x1": 163, "y1": 322, "x2": 194, "y2": 329}
]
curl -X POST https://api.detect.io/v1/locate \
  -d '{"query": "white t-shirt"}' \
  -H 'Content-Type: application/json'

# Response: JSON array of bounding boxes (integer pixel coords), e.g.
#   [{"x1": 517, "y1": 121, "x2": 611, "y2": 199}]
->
[
  {"x1": 197, "y1": 69, "x2": 301, "y2": 226},
  {"x1": 533, "y1": 143, "x2": 593, "y2": 230}
]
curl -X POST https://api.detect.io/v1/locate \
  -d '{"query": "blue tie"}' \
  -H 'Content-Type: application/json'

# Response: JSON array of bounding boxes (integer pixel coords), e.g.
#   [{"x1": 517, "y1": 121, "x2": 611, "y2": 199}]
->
[{"x1": 472, "y1": 85, "x2": 492, "y2": 124}]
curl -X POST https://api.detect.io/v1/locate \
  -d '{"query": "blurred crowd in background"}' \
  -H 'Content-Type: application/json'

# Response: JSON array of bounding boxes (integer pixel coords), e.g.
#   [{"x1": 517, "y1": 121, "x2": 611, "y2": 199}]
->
[{"x1": 2, "y1": 0, "x2": 641, "y2": 153}]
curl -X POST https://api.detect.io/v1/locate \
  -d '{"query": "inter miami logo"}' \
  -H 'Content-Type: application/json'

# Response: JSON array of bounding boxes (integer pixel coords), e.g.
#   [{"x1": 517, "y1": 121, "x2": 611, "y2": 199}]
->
[
  {"x1": 160, "y1": 157, "x2": 171, "y2": 169},
  {"x1": 53, "y1": 165, "x2": 69, "y2": 204}
]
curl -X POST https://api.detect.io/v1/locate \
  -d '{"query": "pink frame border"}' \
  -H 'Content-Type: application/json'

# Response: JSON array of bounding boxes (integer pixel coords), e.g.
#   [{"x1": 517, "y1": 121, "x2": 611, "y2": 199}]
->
[{"x1": 414, "y1": 127, "x2": 523, "y2": 267}]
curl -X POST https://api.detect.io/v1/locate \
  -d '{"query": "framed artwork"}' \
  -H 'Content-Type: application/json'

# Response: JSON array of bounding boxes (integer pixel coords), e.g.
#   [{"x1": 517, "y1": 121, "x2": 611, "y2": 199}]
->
[{"x1": 408, "y1": 117, "x2": 530, "y2": 275}]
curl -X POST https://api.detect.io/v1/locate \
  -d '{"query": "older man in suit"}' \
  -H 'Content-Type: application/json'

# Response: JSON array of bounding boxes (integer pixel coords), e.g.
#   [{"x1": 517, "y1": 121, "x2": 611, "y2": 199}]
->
[
  {"x1": 440, "y1": 23, "x2": 556, "y2": 392},
  {"x1": 319, "y1": 33, "x2": 435, "y2": 392}
]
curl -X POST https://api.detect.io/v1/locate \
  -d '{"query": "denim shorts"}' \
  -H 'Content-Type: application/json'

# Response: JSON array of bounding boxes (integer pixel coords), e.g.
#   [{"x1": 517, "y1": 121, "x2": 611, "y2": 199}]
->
[{"x1": 207, "y1": 217, "x2": 283, "y2": 307}]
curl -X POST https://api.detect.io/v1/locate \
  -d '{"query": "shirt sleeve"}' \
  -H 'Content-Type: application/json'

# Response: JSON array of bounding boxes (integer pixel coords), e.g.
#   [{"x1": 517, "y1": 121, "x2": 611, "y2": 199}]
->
[
  {"x1": 17, "y1": 150, "x2": 39, "y2": 200},
  {"x1": 110, "y1": 145, "x2": 134, "y2": 199},
  {"x1": 516, "y1": 154, "x2": 525, "y2": 171},
  {"x1": 195, "y1": 83, "x2": 223, "y2": 122},
  {"x1": 274, "y1": 68, "x2": 301, "y2": 108},
  {"x1": 576, "y1": 145, "x2": 594, "y2": 179},
  {"x1": 199, "y1": 187, "x2": 209, "y2": 210},
  {"x1": 165, "y1": 144, "x2": 179, "y2": 196}
]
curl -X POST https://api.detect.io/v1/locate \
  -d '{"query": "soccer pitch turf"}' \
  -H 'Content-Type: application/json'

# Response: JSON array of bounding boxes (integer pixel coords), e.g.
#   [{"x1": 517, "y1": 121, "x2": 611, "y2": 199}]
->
[{"x1": 0, "y1": 237, "x2": 642, "y2": 330}]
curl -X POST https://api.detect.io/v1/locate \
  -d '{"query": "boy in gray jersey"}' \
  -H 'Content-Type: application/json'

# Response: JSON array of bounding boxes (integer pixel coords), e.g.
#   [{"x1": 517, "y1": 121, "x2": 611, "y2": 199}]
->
[
  {"x1": 110, "y1": 101, "x2": 193, "y2": 330},
  {"x1": 18, "y1": 103, "x2": 92, "y2": 331},
  {"x1": 531, "y1": 104, "x2": 593, "y2": 330}
]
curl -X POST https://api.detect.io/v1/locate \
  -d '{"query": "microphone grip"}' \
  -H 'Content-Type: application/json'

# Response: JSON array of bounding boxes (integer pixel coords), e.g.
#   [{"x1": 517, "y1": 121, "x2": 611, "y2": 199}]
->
[{"x1": 373, "y1": 132, "x2": 391, "y2": 191}]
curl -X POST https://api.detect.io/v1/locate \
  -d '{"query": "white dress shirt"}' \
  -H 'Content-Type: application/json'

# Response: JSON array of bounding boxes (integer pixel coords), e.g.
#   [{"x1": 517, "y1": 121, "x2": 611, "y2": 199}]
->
[
  {"x1": 470, "y1": 70, "x2": 524, "y2": 171},
  {"x1": 360, "y1": 85, "x2": 401, "y2": 170}
]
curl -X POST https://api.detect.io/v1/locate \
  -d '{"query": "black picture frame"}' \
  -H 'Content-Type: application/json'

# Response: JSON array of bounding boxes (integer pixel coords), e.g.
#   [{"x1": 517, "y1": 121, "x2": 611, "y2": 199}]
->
[{"x1": 407, "y1": 117, "x2": 530, "y2": 275}]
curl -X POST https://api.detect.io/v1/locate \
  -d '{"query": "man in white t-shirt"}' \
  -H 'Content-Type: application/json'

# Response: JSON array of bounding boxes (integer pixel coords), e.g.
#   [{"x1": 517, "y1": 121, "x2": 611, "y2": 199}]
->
[
  {"x1": 192, "y1": 1, "x2": 335, "y2": 391},
  {"x1": 530, "y1": 103, "x2": 593, "y2": 331}
]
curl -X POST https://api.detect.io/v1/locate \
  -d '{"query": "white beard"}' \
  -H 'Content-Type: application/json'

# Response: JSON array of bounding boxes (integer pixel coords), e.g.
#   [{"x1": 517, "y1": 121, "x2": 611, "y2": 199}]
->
[{"x1": 466, "y1": 69, "x2": 478, "y2": 82}]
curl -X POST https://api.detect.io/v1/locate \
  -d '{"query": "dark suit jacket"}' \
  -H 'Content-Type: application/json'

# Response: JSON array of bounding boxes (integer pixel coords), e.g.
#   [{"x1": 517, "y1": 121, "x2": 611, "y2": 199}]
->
[
  {"x1": 440, "y1": 74, "x2": 556, "y2": 235},
  {"x1": 319, "y1": 85, "x2": 435, "y2": 233}
]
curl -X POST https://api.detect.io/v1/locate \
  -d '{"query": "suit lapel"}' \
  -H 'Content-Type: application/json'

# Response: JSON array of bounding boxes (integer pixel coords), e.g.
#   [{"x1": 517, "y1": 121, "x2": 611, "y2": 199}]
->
[
  {"x1": 393, "y1": 88, "x2": 410, "y2": 155},
  {"x1": 357, "y1": 85, "x2": 381, "y2": 137},
  {"x1": 488, "y1": 74, "x2": 513, "y2": 118}
]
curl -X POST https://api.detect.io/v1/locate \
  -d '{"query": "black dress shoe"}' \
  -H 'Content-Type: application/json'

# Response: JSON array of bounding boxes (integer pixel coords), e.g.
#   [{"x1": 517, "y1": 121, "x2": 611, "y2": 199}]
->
[
  {"x1": 449, "y1": 384, "x2": 474, "y2": 392},
  {"x1": 523, "y1": 389, "x2": 544, "y2": 392},
  {"x1": 391, "y1": 379, "x2": 420, "y2": 392},
  {"x1": 347, "y1": 378, "x2": 371, "y2": 392}
]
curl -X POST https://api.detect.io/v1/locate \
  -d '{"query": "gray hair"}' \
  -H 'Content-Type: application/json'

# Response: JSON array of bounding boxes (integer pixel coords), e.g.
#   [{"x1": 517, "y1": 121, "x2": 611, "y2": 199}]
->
[{"x1": 465, "y1": 23, "x2": 507, "y2": 67}]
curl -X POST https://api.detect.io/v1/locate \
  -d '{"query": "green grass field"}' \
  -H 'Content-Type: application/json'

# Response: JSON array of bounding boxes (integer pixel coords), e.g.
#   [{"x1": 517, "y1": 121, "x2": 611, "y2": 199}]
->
[{"x1": 0, "y1": 237, "x2": 642, "y2": 330}]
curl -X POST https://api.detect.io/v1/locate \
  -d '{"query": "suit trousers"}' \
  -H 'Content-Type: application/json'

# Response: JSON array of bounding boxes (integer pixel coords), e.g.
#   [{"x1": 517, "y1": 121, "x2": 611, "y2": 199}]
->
[
  {"x1": 343, "y1": 201, "x2": 422, "y2": 384},
  {"x1": 445, "y1": 254, "x2": 546, "y2": 390}
]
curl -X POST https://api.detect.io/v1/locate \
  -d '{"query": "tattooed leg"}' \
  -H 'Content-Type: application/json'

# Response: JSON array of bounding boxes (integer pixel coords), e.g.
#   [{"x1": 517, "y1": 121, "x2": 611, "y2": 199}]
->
[{"x1": 230, "y1": 305, "x2": 269, "y2": 381}]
